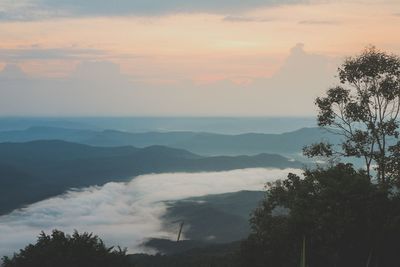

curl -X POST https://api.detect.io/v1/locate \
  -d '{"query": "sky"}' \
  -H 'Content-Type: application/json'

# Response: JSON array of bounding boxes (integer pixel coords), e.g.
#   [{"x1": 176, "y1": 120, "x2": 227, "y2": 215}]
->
[{"x1": 0, "y1": 0, "x2": 400, "y2": 116}]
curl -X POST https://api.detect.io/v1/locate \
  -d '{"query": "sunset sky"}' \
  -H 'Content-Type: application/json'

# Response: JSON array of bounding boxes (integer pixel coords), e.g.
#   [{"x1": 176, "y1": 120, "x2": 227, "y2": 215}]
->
[{"x1": 1, "y1": 0, "x2": 400, "y2": 116}]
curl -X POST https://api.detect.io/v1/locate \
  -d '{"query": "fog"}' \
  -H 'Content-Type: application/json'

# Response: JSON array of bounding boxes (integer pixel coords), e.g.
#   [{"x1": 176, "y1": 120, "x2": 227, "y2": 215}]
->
[{"x1": 0, "y1": 168, "x2": 302, "y2": 257}]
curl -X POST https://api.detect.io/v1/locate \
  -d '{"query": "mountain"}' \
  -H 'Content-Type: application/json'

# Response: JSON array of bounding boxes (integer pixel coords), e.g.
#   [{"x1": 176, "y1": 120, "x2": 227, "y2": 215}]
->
[
  {"x1": 162, "y1": 190, "x2": 265, "y2": 244},
  {"x1": 0, "y1": 117, "x2": 316, "y2": 133},
  {"x1": 0, "y1": 141, "x2": 300, "y2": 215},
  {"x1": 128, "y1": 191, "x2": 265, "y2": 266},
  {"x1": 0, "y1": 126, "x2": 339, "y2": 156}
]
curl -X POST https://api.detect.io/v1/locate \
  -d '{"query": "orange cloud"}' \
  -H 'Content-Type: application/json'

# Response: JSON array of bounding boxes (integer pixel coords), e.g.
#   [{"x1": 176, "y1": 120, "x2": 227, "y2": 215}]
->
[{"x1": 0, "y1": 1, "x2": 398, "y2": 85}]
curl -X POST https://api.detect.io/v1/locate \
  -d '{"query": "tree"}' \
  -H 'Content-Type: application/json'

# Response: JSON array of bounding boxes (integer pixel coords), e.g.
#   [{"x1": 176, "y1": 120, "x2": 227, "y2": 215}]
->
[
  {"x1": 241, "y1": 47, "x2": 400, "y2": 267},
  {"x1": 303, "y1": 46, "x2": 400, "y2": 185},
  {"x1": 240, "y1": 164, "x2": 400, "y2": 267},
  {"x1": 1, "y1": 230, "x2": 131, "y2": 267}
]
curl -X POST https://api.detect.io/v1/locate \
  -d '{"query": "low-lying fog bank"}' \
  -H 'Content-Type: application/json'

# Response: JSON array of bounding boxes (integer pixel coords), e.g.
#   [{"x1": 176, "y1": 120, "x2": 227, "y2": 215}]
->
[{"x1": 0, "y1": 168, "x2": 302, "y2": 257}]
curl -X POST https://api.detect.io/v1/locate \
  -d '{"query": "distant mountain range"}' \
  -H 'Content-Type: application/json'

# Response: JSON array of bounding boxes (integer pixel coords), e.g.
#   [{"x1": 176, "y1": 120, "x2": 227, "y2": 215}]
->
[
  {"x1": 0, "y1": 140, "x2": 300, "y2": 215},
  {"x1": 0, "y1": 117, "x2": 316, "y2": 134},
  {"x1": 0, "y1": 126, "x2": 339, "y2": 156}
]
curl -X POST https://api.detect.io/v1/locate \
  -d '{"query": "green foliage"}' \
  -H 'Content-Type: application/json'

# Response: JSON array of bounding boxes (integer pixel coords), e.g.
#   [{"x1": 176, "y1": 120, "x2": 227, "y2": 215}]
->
[
  {"x1": 241, "y1": 164, "x2": 400, "y2": 267},
  {"x1": 244, "y1": 47, "x2": 400, "y2": 267},
  {"x1": 304, "y1": 46, "x2": 400, "y2": 184},
  {"x1": 1, "y1": 230, "x2": 130, "y2": 267}
]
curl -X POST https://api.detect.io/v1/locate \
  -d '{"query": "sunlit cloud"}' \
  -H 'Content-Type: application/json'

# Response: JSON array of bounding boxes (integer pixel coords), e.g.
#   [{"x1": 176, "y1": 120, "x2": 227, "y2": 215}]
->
[
  {"x1": 222, "y1": 15, "x2": 272, "y2": 23},
  {"x1": 0, "y1": 1, "x2": 399, "y2": 115},
  {"x1": 0, "y1": 43, "x2": 338, "y2": 116},
  {"x1": 0, "y1": 47, "x2": 107, "y2": 62},
  {"x1": 298, "y1": 20, "x2": 339, "y2": 25}
]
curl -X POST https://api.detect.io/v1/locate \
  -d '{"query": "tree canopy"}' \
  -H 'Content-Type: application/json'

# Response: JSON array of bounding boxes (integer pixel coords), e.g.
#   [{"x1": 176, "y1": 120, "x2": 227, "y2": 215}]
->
[
  {"x1": 243, "y1": 47, "x2": 400, "y2": 267},
  {"x1": 1, "y1": 230, "x2": 130, "y2": 267},
  {"x1": 241, "y1": 164, "x2": 400, "y2": 267},
  {"x1": 304, "y1": 46, "x2": 400, "y2": 185}
]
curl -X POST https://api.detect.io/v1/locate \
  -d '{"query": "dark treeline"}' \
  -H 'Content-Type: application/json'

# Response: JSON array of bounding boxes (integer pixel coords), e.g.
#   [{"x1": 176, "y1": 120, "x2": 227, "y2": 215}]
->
[
  {"x1": 1, "y1": 230, "x2": 131, "y2": 267},
  {"x1": 241, "y1": 164, "x2": 400, "y2": 267},
  {"x1": 241, "y1": 46, "x2": 400, "y2": 267}
]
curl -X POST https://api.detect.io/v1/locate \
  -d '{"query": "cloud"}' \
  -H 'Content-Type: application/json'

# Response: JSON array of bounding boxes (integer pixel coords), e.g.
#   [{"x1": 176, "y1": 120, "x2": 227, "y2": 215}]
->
[
  {"x1": 0, "y1": 43, "x2": 338, "y2": 116},
  {"x1": 0, "y1": 64, "x2": 28, "y2": 79},
  {"x1": 298, "y1": 20, "x2": 339, "y2": 25},
  {"x1": 0, "y1": 0, "x2": 63, "y2": 21},
  {"x1": 0, "y1": 47, "x2": 107, "y2": 62},
  {"x1": 223, "y1": 15, "x2": 272, "y2": 23},
  {"x1": 252, "y1": 43, "x2": 338, "y2": 104},
  {"x1": 0, "y1": 60, "x2": 136, "y2": 115},
  {"x1": 71, "y1": 61, "x2": 122, "y2": 79},
  {"x1": 0, "y1": 0, "x2": 309, "y2": 21},
  {"x1": 170, "y1": 43, "x2": 338, "y2": 116},
  {"x1": 0, "y1": 168, "x2": 302, "y2": 258}
]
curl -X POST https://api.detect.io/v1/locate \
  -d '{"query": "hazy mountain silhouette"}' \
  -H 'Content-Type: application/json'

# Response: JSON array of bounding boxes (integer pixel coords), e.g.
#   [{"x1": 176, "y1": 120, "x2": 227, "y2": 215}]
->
[
  {"x1": 0, "y1": 141, "x2": 300, "y2": 215},
  {"x1": 0, "y1": 126, "x2": 338, "y2": 155}
]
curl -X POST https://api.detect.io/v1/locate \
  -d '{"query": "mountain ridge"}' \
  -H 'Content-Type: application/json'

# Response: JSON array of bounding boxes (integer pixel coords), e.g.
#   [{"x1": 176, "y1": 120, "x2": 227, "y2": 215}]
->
[
  {"x1": 0, "y1": 140, "x2": 300, "y2": 215},
  {"x1": 0, "y1": 126, "x2": 338, "y2": 156}
]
